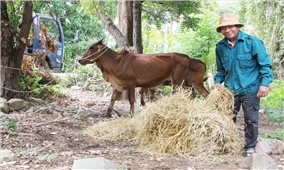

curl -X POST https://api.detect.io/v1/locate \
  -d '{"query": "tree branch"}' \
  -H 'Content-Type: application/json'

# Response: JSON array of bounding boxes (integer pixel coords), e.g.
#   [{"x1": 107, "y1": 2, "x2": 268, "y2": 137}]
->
[
  {"x1": 14, "y1": 1, "x2": 33, "y2": 68},
  {"x1": 93, "y1": 5, "x2": 129, "y2": 49}
]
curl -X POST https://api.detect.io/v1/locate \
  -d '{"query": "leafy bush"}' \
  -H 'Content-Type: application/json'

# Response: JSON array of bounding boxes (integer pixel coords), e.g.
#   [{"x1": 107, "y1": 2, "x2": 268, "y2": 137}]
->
[
  {"x1": 19, "y1": 71, "x2": 61, "y2": 98},
  {"x1": 60, "y1": 64, "x2": 103, "y2": 88},
  {"x1": 64, "y1": 41, "x2": 92, "y2": 71},
  {"x1": 261, "y1": 80, "x2": 284, "y2": 124},
  {"x1": 261, "y1": 79, "x2": 284, "y2": 140},
  {"x1": 275, "y1": 128, "x2": 284, "y2": 140},
  {"x1": 7, "y1": 118, "x2": 17, "y2": 132},
  {"x1": 155, "y1": 85, "x2": 172, "y2": 96},
  {"x1": 262, "y1": 128, "x2": 284, "y2": 140},
  {"x1": 261, "y1": 80, "x2": 284, "y2": 108}
]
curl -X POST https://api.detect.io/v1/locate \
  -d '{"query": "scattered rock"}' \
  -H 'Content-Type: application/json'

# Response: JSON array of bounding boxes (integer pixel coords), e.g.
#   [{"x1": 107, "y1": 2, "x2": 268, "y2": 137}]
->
[
  {"x1": 7, "y1": 98, "x2": 29, "y2": 111},
  {"x1": 0, "y1": 149, "x2": 14, "y2": 163},
  {"x1": 238, "y1": 156, "x2": 251, "y2": 169},
  {"x1": 0, "y1": 98, "x2": 9, "y2": 113},
  {"x1": 28, "y1": 97, "x2": 45, "y2": 104},
  {"x1": 71, "y1": 86, "x2": 80, "y2": 90},
  {"x1": 257, "y1": 138, "x2": 284, "y2": 155},
  {"x1": 60, "y1": 151, "x2": 73, "y2": 157},
  {"x1": 24, "y1": 107, "x2": 34, "y2": 114},
  {"x1": 250, "y1": 153, "x2": 278, "y2": 170},
  {"x1": 72, "y1": 157, "x2": 117, "y2": 170},
  {"x1": 256, "y1": 138, "x2": 274, "y2": 154},
  {"x1": 272, "y1": 140, "x2": 284, "y2": 155},
  {"x1": 86, "y1": 101, "x2": 96, "y2": 107}
]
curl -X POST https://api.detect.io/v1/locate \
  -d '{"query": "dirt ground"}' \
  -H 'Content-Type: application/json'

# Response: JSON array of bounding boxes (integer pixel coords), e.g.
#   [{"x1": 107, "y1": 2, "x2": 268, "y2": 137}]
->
[{"x1": 0, "y1": 87, "x2": 283, "y2": 170}]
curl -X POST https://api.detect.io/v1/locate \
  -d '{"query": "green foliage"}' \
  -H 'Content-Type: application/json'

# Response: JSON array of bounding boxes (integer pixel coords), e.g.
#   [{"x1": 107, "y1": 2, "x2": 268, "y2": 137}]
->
[
  {"x1": 143, "y1": 25, "x2": 176, "y2": 53},
  {"x1": 261, "y1": 80, "x2": 284, "y2": 108},
  {"x1": 213, "y1": 155, "x2": 224, "y2": 163},
  {"x1": 266, "y1": 108, "x2": 284, "y2": 124},
  {"x1": 60, "y1": 65, "x2": 103, "y2": 88},
  {"x1": 239, "y1": 0, "x2": 284, "y2": 79},
  {"x1": 76, "y1": 65, "x2": 102, "y2": 84},
  {"x1": 142, "y1": 0, "x2": 201, "y2": 30},
  {"x1": 156, "y1": 86, "x2": 172, "y2": 97},
  {"x1": 260, "y1": 80, "x2": 284, "y2": 139},
  {"x1": 218, "y1": 1, "x2": 241, "y2": 15},
  {"x1": 143, "y1": 0, "x2": 221, "y2": 75},
  {"x1": 80, "y1": 0, "x2": 117, "y2": 20},
  {"x1": 89, "y1": 83, "x2": 100, "y2": 91},
  {"x1": 64, "y1": 41, "x2": 92, "y2": 71},
  {"x1": 33, "y1": 1, "x2": 105, "y2": 42},
  {"x1": 19, "y1": 71, "x2": 61, "y2": 98},
  {"x1": 6, "y1": 1, "x2": 25, "y2": 36},
  {"x1": 32, "y1": 1, "x2": 105, "y2": 71},
  {"x1": 37, "y1": 152, "x2": 58, "y2": 163},
  {"x1": 262, "y1": 128, "x2": 284, "y2": 141},
  {"x1": 275, "y1": 128, "x2": 284, "y2": 140},
  {"x1": 15, "y1": 147, "x2": 58, "y2": 163},
  {"x1": 6, "y1": 118, "x2": 17, "y2": 132}
]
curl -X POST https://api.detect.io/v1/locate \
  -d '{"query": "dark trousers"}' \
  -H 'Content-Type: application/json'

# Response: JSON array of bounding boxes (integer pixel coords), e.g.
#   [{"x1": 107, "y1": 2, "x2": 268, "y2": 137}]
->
[{"x1": 233, "y1": 94, "x2": 260, "y2": 149}]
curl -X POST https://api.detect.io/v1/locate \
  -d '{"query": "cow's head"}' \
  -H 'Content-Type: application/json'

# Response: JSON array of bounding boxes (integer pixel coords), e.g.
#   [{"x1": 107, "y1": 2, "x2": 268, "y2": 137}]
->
[{"x1": 78, "y1": 38, "x2": 105, "y2": 65}]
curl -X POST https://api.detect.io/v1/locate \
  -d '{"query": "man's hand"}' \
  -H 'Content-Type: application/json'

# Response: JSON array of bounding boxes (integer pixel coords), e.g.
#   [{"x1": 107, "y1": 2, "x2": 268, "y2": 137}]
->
[
  {"x1": 257, "y1": 86, "x2": 270, "y2": 97},
  {"x1": 214, "y1": 83, "x2": 221, "y2": 90}
]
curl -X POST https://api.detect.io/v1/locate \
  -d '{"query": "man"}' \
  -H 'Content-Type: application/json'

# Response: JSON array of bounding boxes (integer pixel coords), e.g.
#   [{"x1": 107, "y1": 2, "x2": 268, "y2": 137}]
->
[{"x1": 214, "y1": 13, "x2": 274, "y2": 155}]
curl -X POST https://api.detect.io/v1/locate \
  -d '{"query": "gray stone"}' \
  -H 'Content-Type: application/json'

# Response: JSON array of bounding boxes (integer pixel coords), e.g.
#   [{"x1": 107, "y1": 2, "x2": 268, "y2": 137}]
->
[
  {"x1": 7, "y1": 98, "x2": 29, "y2": 111},
  {"x1": 257, "y1": 138, "x2": 284, "y2": 155},
  {"x1": 272, "y1": 140, "x2": 284, "y2": 155},
  {"x1": 256, "y1": 138, "x2": 274, "y2": 154},
  {"x1": 72, "y1": 157, "x2": 117, "y2": 170},
  {"x1": 0, "y1": 98, "x2": 9, "y2": 113},
  {"x1": 250, "y1": 153, "x2": 279, "y2": 170},
  {"x1": 71, "y1": 86, "x2": 80, "y2": 90},
  {"x1": 0, "y1": 149, "x2": 14, "y2": 163},
  {"x1": 238, "y1": 157, "x2": 251, "y2": 169},
  {"x1": 28, "y1": 97, "x2": 45, "y2": 104}
]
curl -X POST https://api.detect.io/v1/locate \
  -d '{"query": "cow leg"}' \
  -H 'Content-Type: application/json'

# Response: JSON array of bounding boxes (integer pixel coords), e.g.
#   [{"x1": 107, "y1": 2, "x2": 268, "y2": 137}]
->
[
  {"x1": 127, "y1": 86, "x2": 136, "y2": 116},
  {"x1": 190, "y1": 88, "x2": 196, "y2": 99},
  {"x1": 148, "y1": 88, "x2": 155, "y2": 100},
  {"x1": 139, "y1": 88, "x2": 146, "y2": 106},
  {"x1": 139, "y1": 88, "x2": 155, "y2": 106},
  {"x1": 107, "y1": 89, "x2": 122, "y2": 117}
]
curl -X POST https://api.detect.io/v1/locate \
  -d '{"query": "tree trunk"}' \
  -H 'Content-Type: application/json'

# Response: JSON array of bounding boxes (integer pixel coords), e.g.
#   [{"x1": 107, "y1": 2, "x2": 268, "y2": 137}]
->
[
  {"x1": 118, "y1": 0, "x2": 133, "y2": 46},
  {"x1": 133, "y1": 1, "x2": 143, "y2": 54},
  {"x1": 0, "y1": 1, "x2": 33, "y2": 99},
  {"x1": 98, "y1": 12, "x2": 129, "y2": 49}
]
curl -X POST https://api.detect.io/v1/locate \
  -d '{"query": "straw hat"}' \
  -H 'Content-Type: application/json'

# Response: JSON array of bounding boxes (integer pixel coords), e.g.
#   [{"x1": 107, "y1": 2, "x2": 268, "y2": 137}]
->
[{"x1": 216, "y1": 13, "x2": 244, "y2": 33}]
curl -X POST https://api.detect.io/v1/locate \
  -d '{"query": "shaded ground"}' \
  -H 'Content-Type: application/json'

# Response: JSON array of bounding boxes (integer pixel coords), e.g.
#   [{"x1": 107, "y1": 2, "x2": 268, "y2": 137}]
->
[{"x1": 0, "y1": 88, "x2": 283, "y2": 169}]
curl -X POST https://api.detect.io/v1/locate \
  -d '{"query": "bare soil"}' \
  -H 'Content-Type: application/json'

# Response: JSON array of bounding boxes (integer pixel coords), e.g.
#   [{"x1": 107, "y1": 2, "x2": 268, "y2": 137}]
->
[{"x1": 0, "y1": 88, "x2": 283, "y2": 170}]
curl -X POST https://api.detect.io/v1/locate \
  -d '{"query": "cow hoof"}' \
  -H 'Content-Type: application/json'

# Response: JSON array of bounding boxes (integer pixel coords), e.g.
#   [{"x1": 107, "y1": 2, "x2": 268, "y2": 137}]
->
[
  {"x1": 112, "y1": 109, "x2": 121, "y2": 117},
  {"x1": 128, "y1": 113, "x2": 134, "y2": 118},
  {"x1": 102, "y1": 114, "x2": 112, "y2": 118},
  {"x1": 101, "y1": 110, "x2": 112, "y2": 118},
  {"x1": 111, "y1": 113, "x2": 120, "y2": 119}
]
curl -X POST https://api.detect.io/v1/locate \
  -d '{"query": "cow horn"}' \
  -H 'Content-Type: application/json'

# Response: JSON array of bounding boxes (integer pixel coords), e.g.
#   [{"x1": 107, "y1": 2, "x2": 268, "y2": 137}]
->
[{"x1": 98, "y1": 38, "x2": 104, "y2": 44}]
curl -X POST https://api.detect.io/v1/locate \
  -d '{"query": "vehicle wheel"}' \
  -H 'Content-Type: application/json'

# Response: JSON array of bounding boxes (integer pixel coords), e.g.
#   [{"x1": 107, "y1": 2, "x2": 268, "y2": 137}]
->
[
  {"x1": 44, "y1": 62, "x2": 51, "y2": 71},
  {"x1": 60, "y1": 63, "x2": 64, "y2": 72}
]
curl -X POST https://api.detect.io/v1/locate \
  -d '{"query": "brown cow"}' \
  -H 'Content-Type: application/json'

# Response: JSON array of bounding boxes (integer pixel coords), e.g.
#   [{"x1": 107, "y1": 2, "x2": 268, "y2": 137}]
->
[
  {"x1": 139, "y1": 58, "x2": 209, "y2": 106},
  {"x1": 78, "y1": 39, "x2": 204, "y2": 117}
]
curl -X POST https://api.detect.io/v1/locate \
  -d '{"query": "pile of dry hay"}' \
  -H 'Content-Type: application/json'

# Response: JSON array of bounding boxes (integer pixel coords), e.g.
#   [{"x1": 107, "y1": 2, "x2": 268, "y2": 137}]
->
[{"x1": 85, "y1": 87, "x2": 242, "y2": 156}]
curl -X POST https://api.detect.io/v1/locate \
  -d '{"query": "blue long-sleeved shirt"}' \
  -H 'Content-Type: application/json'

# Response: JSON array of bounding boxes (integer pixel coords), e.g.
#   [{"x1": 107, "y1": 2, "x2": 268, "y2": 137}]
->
[{"x1": 214, "y1": 31, "x2": 274, "y2": 95}]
